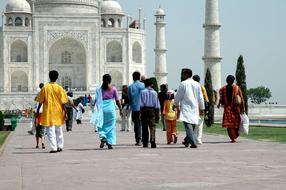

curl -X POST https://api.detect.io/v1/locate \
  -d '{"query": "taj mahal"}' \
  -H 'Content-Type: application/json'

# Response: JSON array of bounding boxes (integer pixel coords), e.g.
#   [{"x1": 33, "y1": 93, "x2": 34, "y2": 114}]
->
[{"x1": 0, "y1": 0, "x2": 222, "y2": 110}]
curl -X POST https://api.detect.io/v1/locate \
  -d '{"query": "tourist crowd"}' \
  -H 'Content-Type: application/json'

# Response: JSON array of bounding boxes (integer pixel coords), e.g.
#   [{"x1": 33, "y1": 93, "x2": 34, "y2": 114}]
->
[{"x1": 29, "y1": 69, "x2": 245, "y2": 153}]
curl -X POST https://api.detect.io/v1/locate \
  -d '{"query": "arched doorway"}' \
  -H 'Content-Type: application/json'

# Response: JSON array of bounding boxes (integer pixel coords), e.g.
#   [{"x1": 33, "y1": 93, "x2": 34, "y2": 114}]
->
[
  {"x1": 11, "y1": 40, "x2": 28, "y2": 62},
  {"x1": 11, "y1": 70, "x2": 28, "y2": 92},
  {"x1": 49, "y1": 38, "x2": 86, "y2": 91}
]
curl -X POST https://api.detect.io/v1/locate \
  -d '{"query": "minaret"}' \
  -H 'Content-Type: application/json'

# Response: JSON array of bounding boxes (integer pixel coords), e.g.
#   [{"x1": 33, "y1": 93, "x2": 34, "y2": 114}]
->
[
  {"x1": 154, "y1": 6, "x2": 167, "y2": 86},
  {"x1": 203, "y1": 0, "x2": 222, "y2": 91}
]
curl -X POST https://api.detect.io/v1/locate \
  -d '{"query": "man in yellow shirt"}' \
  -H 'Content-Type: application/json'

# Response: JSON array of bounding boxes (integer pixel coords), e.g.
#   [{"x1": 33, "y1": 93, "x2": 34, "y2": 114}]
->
[{"x1": 36, "y1": 70, "x2": 68, "y2": 153}]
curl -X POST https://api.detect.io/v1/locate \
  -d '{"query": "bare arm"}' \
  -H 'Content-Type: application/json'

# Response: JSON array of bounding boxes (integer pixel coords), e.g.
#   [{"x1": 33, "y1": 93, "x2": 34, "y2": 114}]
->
[{"x1": 116, "y1": 100, "x2": 123, "y2": 116}]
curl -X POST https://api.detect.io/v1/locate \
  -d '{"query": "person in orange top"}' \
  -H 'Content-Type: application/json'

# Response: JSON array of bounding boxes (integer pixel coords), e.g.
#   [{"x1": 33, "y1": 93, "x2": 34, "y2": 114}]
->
[
  {"x1": 218, "y1": 75, "x2": 245, "y2": 143},
  {"x1": 163, "y1": 90, "x2": 178, "y2": 144},
  {"x1": 36, "y1": 70, "x2": 68, "y2": 153}
]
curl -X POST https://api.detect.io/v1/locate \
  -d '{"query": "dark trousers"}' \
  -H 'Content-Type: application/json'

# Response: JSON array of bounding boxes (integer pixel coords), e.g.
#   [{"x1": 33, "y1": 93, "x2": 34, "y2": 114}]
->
[
  {"x1": 140, "y1": 108, "x2": 156, "y2": 146},
  {"x1": 65, "y1": 107, "x2": 73, "y2": 131},
  {"x1": 183, "y1": 122, "x2": 197, "y2": 146},
  {"x1": 132, "y1": 111, "x2": 142, "y2": 143}
]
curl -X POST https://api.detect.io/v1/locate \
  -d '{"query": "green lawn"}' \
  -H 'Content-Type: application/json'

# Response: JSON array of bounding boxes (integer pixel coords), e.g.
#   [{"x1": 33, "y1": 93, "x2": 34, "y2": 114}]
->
[
  {"x1": 158, "y1": 122, "x2": 286, "y2": 143},
  {"x1": 0, "y1": 131, "x2": 10, "y2": 148}
]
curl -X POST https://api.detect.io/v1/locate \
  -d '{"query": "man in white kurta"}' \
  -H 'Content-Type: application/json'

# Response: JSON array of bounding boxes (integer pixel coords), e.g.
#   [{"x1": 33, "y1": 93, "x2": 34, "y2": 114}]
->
[{"x1": 174, "y1": 68, "x2": 205, "y2": 148}]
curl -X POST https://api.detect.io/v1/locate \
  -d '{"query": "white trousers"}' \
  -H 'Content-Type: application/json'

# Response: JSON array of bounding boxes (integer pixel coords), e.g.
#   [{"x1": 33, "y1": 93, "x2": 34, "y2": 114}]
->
[
  {"x1": 121, "y1": 108, "x2": 131, "y2": 131},
  {"x1": 46, "y1": 126, "x2": 64, "y2": 151},
  {"x1": 194, "y1": 117, "x2": 204, "y2": 144}
]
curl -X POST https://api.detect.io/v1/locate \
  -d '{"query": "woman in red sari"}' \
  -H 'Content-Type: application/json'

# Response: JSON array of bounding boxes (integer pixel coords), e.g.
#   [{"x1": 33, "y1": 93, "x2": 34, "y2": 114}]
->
[{"x1": 218, "y1": 75, "x2": 245, "y2": 143}]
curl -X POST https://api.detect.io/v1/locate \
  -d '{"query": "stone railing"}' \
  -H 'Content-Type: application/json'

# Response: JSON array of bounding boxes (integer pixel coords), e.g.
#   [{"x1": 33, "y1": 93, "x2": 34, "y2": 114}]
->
[
  {"x1": 215, "y1": 105, "x2": 286, "y2": 120},
  {"x1": 34, "y1": 0, "x2": 98, "y2": 6}
]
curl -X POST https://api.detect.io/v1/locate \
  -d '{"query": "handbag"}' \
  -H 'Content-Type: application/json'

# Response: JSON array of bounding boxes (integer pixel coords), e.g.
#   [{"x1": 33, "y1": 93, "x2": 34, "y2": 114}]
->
[
  {"x1": 236, "y1": 86, "x2": 242, "y2": 105},
  {"x1": 239, "y1": 114, "x2": 249, "y2": 135},
  {"x1": 81, "y1": 108, "x2": 85, "y2": 114}
]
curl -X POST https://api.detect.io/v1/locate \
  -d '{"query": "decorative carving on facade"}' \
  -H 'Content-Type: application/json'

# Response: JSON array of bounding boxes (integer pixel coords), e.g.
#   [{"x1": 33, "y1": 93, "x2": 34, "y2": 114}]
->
[
  {"x1": 47, "y1": 30, "x2": 88, "y2": 47},
  {"x1": 10, "y1": 37, "x2": 28, "y2": 44}
]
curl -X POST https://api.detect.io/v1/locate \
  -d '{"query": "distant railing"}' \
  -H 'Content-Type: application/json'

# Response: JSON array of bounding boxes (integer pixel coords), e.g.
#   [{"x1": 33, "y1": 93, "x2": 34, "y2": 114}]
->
[
  {"x1": 34, "y1": 0, "x2": 98, "y2": 6},
  {"x1": 215, "y1": 104, "x2": 286, "y2": 120}
]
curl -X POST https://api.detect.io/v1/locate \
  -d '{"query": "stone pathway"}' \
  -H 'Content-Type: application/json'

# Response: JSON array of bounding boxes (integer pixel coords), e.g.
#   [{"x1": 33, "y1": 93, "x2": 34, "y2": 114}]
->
[{"x1": 0, "y1": 121, "x2": 286, "y2": 190}]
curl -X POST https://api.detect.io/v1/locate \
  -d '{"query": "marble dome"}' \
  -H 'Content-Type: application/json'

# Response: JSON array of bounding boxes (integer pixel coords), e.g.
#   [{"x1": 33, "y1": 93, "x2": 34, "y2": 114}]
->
[
  {"x1": 30, "y1": 0, "x2": 99, "y2": 14},
  {"x1": 155, "y1": 7, "x2": 165, "y2": 16},
  {"x1": 101, "y1": 0, "x2": 124, "y2": 15},
  {"x1": 6, "y1": 0, "x2": 32, "y2": 14}
]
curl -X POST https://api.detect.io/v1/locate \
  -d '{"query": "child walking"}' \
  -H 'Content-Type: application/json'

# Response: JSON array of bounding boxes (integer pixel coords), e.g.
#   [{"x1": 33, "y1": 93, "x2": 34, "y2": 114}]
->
[
  {"x1": 35, "y1": 103, "x2": 45, "y2": 149},
  {"x1": 163, "y1": 90, "x2": 178, "y2": 144}
]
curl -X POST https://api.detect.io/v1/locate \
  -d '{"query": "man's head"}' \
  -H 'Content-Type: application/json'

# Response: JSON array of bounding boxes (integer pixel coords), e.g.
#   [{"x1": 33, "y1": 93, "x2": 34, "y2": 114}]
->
[
  {"x1": 49, "y1": 70, "x2": 59, "y2": 82},
  {"x1": 144, "y1": 78, "x2": 152, "y2": 88},
  {"x1": 67, "y1": 91, "x2": 73, "y2": 97},
  {"x1": 132, "y1": 71, "x2": 141, "y2": 81},
  {"x1": 193, "y1": 75, "x2": 200, "y2": 83},
  {"x1": 182, "y1": 68, "x2": 192, "y2": 81},
  {"x1": 39, "y1": 83, "x2": 44, "y2": 89},
  {"x1": 122, "y1": 85, "x2": 128, "y2": 93},
  {"x1": 226, "y1": 75, "x2": 235, "y2": 85},
  {"x1": 160, "y1": 84, "x2": 167, "y2": 92}
]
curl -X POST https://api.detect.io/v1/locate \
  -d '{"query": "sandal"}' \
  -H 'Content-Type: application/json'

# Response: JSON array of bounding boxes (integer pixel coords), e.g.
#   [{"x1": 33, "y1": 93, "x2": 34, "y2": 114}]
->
[{"x1": 100, "y1": 138, "x2": 106, "y2": 148}]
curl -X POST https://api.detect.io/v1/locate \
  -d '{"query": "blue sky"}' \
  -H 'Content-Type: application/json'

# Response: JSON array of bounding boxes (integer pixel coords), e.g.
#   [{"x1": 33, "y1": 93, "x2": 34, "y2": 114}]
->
[{"x1": 1, "y1": 0, "x2": 285, "y2": 104}]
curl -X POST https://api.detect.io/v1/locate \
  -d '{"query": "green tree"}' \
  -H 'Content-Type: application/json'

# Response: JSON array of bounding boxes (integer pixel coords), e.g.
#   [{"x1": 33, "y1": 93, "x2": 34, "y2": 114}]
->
[
  {"x1": 235, "y1": 55, "x2": 248, "y2": 114},
  {"x1": 204, "y1": 68, "x2": 214, "y2": 127},
  {"x1": 247, "y1": 86, "x2": 272, "y2": 104}
]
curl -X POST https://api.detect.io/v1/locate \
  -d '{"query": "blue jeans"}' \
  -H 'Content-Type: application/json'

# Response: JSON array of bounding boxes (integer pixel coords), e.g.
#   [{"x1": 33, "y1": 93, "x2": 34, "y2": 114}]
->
[{"x1": 183, "y1": 122, "x2": 197, "y2": 146}]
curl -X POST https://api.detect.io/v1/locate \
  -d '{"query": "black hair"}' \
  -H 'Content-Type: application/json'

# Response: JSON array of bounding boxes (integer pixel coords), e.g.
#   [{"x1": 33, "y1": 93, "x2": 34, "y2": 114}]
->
[
  {"x1": 39, "y1": 83, "x2": 44, "y2": 89},
  {"x1": 182, "y1": 68, "x2": 192, "y2": 79},
  {"x1": 193, "y1": 75, "x2": 200, "y2": 83},
  {"x1": 67, "y1": 91, "x2": 73, "y2": 97},
  {"x1": 226, "y1": 75, "x2": 235, "y2": 85},
  {"x1": 49, "y1": 70, "x2": 59, "y2": 82},
  {"x1": 160, "y1": 84, "x2": 167, "y2": 91},
  {"x1": 132, "y1": 71, "x2": 141, "y2": 81},
  {"x1": 102, "y1": 74, "x2": 112, "y2": 90},
  {"x1": 144, "y1": 78, "x2": 152, "y2": 87}
]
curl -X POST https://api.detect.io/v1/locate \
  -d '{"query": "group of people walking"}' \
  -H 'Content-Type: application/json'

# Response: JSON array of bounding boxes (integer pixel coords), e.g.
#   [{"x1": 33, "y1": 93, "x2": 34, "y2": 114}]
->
[{"x1": 32, "y1": 68, "x2": 245, "y2": 153}]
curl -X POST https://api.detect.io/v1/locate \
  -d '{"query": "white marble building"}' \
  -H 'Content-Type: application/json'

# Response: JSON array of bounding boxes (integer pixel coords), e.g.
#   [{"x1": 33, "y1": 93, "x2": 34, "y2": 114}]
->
[{"x1": 0, "y1": 0, "x2": 146, "y2": 109}]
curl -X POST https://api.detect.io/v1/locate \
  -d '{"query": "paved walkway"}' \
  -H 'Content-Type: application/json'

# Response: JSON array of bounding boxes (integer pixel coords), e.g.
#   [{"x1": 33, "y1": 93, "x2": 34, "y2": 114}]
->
[{"x1": 0, "y1": 122, "x2": 286, "y2": 190}]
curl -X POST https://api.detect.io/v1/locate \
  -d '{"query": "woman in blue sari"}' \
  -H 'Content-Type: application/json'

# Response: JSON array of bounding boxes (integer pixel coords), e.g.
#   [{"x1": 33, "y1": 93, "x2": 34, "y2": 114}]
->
[{"x1": 91, "y1": 74, "x2": 122, "y2": 149}]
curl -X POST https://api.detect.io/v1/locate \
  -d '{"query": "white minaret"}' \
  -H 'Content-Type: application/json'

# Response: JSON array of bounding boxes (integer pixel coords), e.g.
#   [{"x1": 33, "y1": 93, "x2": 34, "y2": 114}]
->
[
  {"x1": 203, "y1": 0, "x2": 222, "y2": 91},
  {"x1": 154, "y1": 6, "x2": 168, "y2": 86}
]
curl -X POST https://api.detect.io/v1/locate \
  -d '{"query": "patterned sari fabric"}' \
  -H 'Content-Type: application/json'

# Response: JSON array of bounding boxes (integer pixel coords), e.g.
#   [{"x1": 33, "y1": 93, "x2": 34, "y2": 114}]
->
[{"x1": 219, "y1": 84, "x2": 244, "y2": 140}]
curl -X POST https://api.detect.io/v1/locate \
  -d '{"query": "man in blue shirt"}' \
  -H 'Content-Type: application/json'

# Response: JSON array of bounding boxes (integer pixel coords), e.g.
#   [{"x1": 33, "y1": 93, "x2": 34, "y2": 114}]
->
[
  {"x1": 140, "y1": 78, "x2": 160, "y2": 148},
  {"x1": 128, "y1": 71, "x2": 145, "y2": 146}
]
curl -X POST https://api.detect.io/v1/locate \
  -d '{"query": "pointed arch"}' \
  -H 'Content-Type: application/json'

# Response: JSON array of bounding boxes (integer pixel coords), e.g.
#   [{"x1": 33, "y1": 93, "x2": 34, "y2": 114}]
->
[
  {"x1": 15, "y1": 17, "x2": 22, "y2": 26},
  {"x1": 49, "y1": 38, "x2": 87, "y2": 90},
  {"x1": 117, "y1": 19, "x2": 122, "y2": 28},
  {"x1": 11, "y1": 40, "x2": 28, "y2": 62},
  {"x1": 108, "y1": 18, "x2": 115, "y2": 27},
  {"x1": 7, "y1": 17, "x2": 13, "y2": 26},
  {"x1": 132, "y1": 42, "x2": 142, "y2": 63},
  {"x1": 106, "y1": 40, "x2": 122, "y2": 62},
  {"x1": 11, "y1": 70, "x2": 28, "y2": 92},
  {"x1": 101, "y1": 19, "x2": 106, "y2": 27}
]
